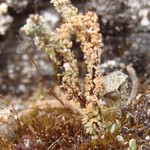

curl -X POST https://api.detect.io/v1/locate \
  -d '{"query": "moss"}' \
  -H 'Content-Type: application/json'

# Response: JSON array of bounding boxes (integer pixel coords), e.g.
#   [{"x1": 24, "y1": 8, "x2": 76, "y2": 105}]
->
[{"x1": 0, "y1": 91, "x2": 149, "y2": 149}]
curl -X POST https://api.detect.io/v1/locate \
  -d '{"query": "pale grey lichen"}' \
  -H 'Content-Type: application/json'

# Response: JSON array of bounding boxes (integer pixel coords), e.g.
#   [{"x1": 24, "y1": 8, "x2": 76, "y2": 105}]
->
[
  {"x1": 0, "y1": 108, "x2": 18, "y2": 140},
  {"x1": 101, "y1": 70, "x2": 128, "y2": 95},
  {"x1": 128, "y1": 139, "x2": 137, "y2": 150},
  {"x1": 0, "y1": 2, "x2": 13, "y2": 35},
  {"x1": 126, "y1": 64, "x2": 139, "y2": 105}
]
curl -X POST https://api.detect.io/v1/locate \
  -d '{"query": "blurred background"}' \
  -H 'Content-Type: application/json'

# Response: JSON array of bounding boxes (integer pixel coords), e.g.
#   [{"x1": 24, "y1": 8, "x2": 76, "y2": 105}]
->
[{"x1": 0, "y1": 0, "x2": 149, "y2": 101}]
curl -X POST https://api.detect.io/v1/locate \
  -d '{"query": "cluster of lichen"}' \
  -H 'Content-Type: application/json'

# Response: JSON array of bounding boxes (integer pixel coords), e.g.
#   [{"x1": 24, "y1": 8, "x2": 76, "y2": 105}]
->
[{"x1": 21, "y1": 0, "x2": 125, "y2": 138}]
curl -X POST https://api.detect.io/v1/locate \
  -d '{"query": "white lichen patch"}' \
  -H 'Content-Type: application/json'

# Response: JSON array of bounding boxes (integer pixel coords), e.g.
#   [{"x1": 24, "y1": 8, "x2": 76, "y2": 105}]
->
[
  {"x1": 0, "y1": 2, "x2": 13, "y2": 35},
  {"x1": 102, "y1": 70, "x2": 128, "y2": 95},
  {"x1": 0, "y1": 3, "x2": 8, "y2": 15},
  {"x1": 0, "y1": 108, "x2": 18, "y2": 140}
]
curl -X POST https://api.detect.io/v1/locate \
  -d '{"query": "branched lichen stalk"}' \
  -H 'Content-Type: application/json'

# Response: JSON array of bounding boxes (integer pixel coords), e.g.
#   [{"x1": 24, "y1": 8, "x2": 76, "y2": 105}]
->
[
  {"x1": 51, "y1": 0, "x2": 104, "y2": 102},
  {"x1": 21, "y1": 14, "x2": 81, "y2": 102},
  {"x1": 21, "y1": 0, "x2": 106, "y2": 138}
]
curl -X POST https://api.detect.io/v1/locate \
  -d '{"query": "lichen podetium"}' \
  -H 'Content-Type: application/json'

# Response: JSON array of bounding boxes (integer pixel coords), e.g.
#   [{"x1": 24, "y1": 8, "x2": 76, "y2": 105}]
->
[{"x1": 21, "y1": 0, "x2": 128, "y2": 138}]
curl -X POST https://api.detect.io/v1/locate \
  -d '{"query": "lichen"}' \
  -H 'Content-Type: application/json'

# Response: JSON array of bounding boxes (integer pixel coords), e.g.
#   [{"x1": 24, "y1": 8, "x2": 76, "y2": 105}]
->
[
  {"x1": 0, "y1": 2, "x2": 13, "y2": 35},
  {"x1": 21, "y1": 0, "x2": 134, "y2": 139}
]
